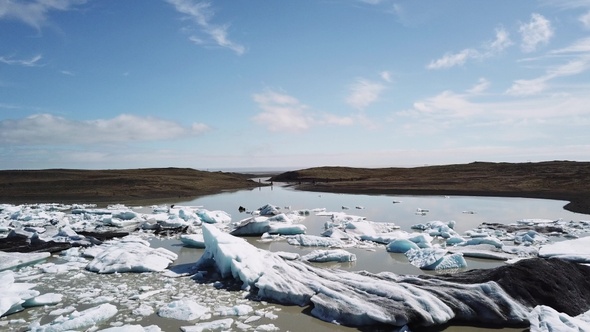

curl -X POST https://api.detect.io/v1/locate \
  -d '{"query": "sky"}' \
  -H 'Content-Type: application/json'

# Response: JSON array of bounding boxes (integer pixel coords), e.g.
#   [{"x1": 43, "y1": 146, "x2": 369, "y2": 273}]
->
[{"x1": 1, "y1": 0, "x2": 590, "y2": 171}]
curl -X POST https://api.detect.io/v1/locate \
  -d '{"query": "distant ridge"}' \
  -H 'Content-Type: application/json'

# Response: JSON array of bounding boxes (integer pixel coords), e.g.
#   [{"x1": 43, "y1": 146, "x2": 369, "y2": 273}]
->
[
  {"x1": 270, "y1": 161, "x2": 590, "y2": 215},
  {"x1": 0, "y1": 168, "x2": 264, "y2": 205}
]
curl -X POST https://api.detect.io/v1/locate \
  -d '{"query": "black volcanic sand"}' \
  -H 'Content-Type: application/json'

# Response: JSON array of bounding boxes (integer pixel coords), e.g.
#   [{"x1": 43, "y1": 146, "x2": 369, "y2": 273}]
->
[
  {"x1": 0, "y1": 168, "x2": 266, "y2": 206},
  {"x1": 270, "y1": 161, "x2": 590, "y2": 215}
]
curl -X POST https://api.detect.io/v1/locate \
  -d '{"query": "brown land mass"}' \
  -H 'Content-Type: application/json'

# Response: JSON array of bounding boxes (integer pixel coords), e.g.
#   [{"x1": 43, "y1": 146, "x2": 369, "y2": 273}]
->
[
  {"x1": 0, "y1": 168, "x2": 265, "y2": 206},
  {"x1": 270, "y1": 161, "x2": 590, "y2": 215}
]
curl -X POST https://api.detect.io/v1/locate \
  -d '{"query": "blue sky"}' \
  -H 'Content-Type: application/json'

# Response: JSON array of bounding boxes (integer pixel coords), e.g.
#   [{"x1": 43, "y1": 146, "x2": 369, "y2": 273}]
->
[{"x1": 1, "y1": 0, "x2": 590, "y2": 170}]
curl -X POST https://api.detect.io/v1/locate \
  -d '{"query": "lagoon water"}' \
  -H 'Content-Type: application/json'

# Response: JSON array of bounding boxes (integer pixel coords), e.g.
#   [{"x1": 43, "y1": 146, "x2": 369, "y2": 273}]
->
[{"x1": 4, "y1": 180, "x2": 588, "y2": 332}]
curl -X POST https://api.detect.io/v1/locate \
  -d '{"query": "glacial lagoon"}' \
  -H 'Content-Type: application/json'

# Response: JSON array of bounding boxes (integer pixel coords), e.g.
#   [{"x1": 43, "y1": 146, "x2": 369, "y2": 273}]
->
[{"x1": 1, "y1": 180, "x2": 588, "y2": 331}]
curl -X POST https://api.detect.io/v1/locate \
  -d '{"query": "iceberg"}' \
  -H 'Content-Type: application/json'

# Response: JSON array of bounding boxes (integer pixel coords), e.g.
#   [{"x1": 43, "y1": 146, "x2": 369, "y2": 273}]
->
[{"x1": 192, "y1": 224, "x2": 542, "y2": 328}]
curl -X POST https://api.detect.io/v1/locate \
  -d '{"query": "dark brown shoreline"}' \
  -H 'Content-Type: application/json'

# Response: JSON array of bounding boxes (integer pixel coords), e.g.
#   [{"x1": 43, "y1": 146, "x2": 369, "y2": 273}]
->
[
  {"x1": 0, "y1": 168, "x2": 266, "y2": 207},
  {"x1": 270, "y1": 161, "x2": 590, "y2": 215}
]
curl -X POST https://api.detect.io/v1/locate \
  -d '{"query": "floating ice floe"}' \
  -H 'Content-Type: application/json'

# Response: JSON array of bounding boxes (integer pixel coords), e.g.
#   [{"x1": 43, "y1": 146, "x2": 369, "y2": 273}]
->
[
  {"x1": 181, "y1": 318, "x2": 234, "y2": 332},
  {"x1": 86, "y1": 236, "x2": 178, "y2": 273},
  {"x1": 0, "y1": 251, "x2": 50, "y2": 271},
  {"x1": 157, "y1": 299, "x2": 210, "y2": 321},
  {"x1": 30, "y1": 303, "x2": 117, "y2": 332},
  {"x1": 97, "y1": 325, "x2": 162, "y2": 332},
  {"x1": 538, "y1": 236, "x2": 590, "y2": 263},
  {"x1": 180, "y1": 233, "x2": 206, "y2": 248},
  {"x1": 301, "y1": 249, "x2": 356, "y2": 262},
  {"x1": 287, "y1": 234, "x2": 344, "y2": 247}
]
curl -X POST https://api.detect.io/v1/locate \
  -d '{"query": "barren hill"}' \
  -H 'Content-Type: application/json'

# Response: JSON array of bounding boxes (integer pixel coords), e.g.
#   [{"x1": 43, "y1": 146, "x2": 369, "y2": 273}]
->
[{"x1": 270, "y1": 161, "x2": 590, "y2": 214}]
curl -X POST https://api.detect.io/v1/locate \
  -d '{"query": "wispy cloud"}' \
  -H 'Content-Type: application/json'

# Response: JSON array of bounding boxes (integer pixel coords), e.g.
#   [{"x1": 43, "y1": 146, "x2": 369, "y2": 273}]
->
[
  {"x1": 346, "y1": 78, "x2": 386, "y2": 110},
  {"x1": 580, "y1": 11, "x2": 590, "y2": 28},
  {"x1": 0, "y1": 54, "x2": 43, "y2": 67},
  {"x1": 507, "y1": 35, "x2": 590, "y2": 96},
  {"x1": 0, "y1": 114, "x2": 209, "y2": 145},
  {"x1": 252, "y1": 89, "x2": 360, "y2": 132},
  {"x1": 427, "y1": 49, "x2": 479, "y2": 70},
  {"x1": 550, "y1": 37, "x2": 590, "y2": 54},
  {"x1": 467, "y1": 78, "x2": 491, "y2": 94},
  {"x1": 427, "y1": 27, "x2": 512, "y2": 70},
  {"x1": 252, "y1": 90, "x2": 313, "y2": 132},
  {"x1": 0, "y1": 0, "x2": 87, "y2": 29},
  {"x1": 166, "y1": 0, "x2": 245, "y2": 55},
  {"x1": 519, "y1": 13, "x2": 554, "y2": 53}
]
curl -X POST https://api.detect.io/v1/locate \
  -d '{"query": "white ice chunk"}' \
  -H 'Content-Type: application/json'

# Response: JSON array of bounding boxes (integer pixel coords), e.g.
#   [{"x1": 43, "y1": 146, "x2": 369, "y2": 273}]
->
[
  {"x1": 181, "y1": 318, "x2": 234, "y2": 332},
  {"x1": 216, "y1": 304, "x2": 253, "y2": 316},
  {"x1": 538, "y1": 236, "x2": 590, "y2": 263},
  {"x1": 230, "y1": 217, "x2": 270, "y2": 236},
  {"x1": 528, "y1": 305, "x2": 590, "y2": 331},
  {"x1": 0, "y1": 270, "x2": 40, "y2": 317},
  {"x1": 267, "y1": 224, "x2": 306, "y2": 235},
  {"x1": 86, "y1": 237, "x2": 178, "y2": 273},
  {"x1": 461, "y1": 236, "x2": 504, "y2": 248},
  {"x1": 302, "y1": 249, "x2": 356, "y2": 262},
  {"x1": 180, "y1": 234, "x2": 206, "y2": 248},
  {"x1": 98, "y1": 325, "x2": 162, "y2": 332},
  {"x1": 30, "y1": 303, "x2": 117, "y2": 332},
  {"x1": 287, "y1": 234, "x2": 344, "y2": 247},
  {"x1": 197, "y1": 209, "x2": 231, "y2": 224},
  {"x1": 258, "y1": 204, "x2": 280, "y2": 216},
  {"x1": 158, "y1": 299, "x2": 210, "y2": 321},
  {"x1": 386, "y1": 239, "x2": 419, "y2": 253},
  {"x1": 23, "y1": 293, "x2": 62, "y2": 307},
  {"x1": 0, "y1": 251, "x2": 51, "y2": 271},
  {"x1": 405, "y1": 248, "x2": 467, "y2": 270}
]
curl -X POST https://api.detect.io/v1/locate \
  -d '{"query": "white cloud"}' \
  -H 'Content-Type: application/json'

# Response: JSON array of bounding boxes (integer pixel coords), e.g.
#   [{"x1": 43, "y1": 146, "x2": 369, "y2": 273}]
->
[
  {"x1": 0, "y1": 114, "x2": 209, "y2": 145},
  {"x1": 519, "y1": 13, "x2": 554, "y2": 53},
  {"x1": 506, "y1": 77, "x2": 548, "y2": 96},
  {"x1": 427, "y1": 49, "x2": 479, "y2": 70},
  {"x1": 467, "y1": 78, "x2": 490, "y2": 94},
  {"x1": 320, "y1": 114, "x2": 355, "y2": 126},
  {"x1": 550, "y1": 37, "x2": 590, "y2": 54},
  {"x1": 507, "y1": 56, "x2": 590, "y2": 95},
  {"x1": 380, "y1": 71, "x2": 392, "y2": 82},
  {"x1": 580, "y1": 11, "x2": 590, "y2": 28},
  {"x1": 428, "y1": 27, "x2": 513, "y2": 70},
  {"x1": 166, "y1": 0, "x2": 245, "y2": 55},
  {"x1": 488, "y1": 26, "x2": 513, "y2": 52},
  {"x1": 252, "y1": 90, "x2": 313, "y2": 132},
  {"x1": 345, "y1": 78, "x2": 386, "y2": 109},
  {"x1": 0, "y1": 0, "x2": 87, "y2": 29},
  {"x1": 407, "y1": 90, "x2": 483, "y2": 118},
  {"x1": 0, "y1": 54, "x2": 43, "y2": 67}
]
